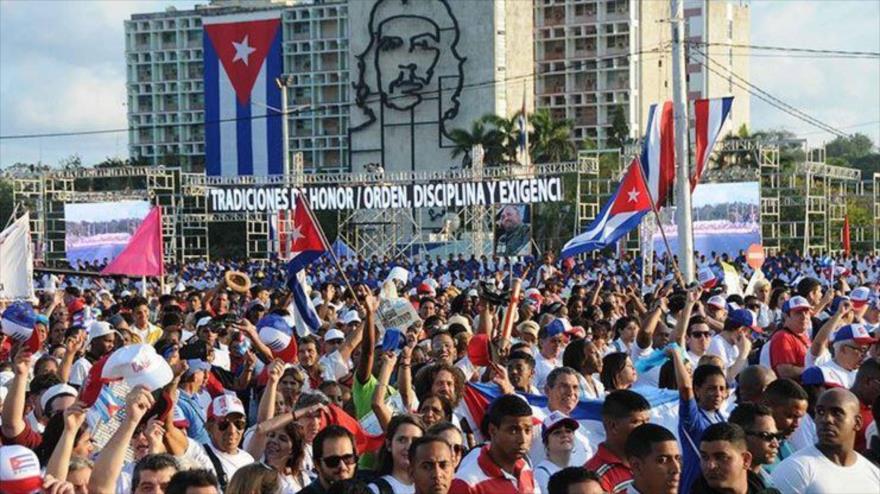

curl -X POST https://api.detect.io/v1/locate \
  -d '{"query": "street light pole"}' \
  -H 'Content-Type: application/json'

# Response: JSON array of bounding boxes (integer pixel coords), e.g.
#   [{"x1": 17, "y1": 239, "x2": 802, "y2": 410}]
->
[
  {"x1": 670, "y1": 0, "x2": 695, "y2": 282},
  {"x1": 276, "y1": 77, "x2": 292, "y2": 179}
]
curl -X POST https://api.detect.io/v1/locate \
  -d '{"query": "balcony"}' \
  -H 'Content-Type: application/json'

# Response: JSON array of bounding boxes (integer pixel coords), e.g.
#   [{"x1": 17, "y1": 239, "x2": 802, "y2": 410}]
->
[{"x1": 542, "y1": 6, "x2": 566, "y2": 26}]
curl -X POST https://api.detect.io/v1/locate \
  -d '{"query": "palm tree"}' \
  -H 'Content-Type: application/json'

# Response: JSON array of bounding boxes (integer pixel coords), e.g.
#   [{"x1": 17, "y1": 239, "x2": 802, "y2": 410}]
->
[
  {"x1": 481, "y1": 113, "x2": 522, "y2": 165},
  {"x1": 529, "y1": 109, "x2": 575, "y2": 163},
  {"x1": 448, "y1": 120, "x2": 492, "y2": 168}
]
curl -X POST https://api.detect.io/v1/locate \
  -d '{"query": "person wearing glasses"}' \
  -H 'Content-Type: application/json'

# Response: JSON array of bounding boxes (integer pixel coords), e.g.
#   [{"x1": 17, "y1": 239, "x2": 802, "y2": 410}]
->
[
  {"x1": 692, "y1": 422, "x2": 781, "y2": 494},
  {"x1": 729, "y1": 403, "x2": 782, "y2": 488},
  {"x1": 299, "y1": 425, "x2": 358, "y2": 494},
  {"x1": 684, "y1": 316, "x2": 713, "y2": 369},
  {"x1": 815, "y1": 324, "x2": 875, "y2": 388},
  {"x1": 179, "y1": 394, "x2": 254, "y2": 492}
]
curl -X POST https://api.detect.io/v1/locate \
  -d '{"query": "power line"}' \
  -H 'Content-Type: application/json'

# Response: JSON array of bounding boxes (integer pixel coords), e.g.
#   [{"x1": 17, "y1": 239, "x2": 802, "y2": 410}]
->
[
  {"x1": 690, "y1": 48, "x2": 850, "y2": 139},
  {"x1": 0, "y1": 47, "x2": 670, "y2": 141},
  {"x1": 690, "y1": 41, "x2": 880, "y2": 58}
]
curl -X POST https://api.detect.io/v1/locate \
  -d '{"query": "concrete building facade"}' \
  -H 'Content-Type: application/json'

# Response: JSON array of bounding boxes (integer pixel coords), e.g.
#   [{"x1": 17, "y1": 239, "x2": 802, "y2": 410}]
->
[
  {"x1": 124, "y1": 0, "x2": 747, "y2": 171},
  {"x1": 534, "y1": 0, "x2": 750, "y2": 149}
]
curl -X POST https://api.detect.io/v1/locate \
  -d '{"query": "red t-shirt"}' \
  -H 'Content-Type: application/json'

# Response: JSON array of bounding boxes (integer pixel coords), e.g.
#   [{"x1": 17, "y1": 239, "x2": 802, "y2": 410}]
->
[
  {"x1": 0, "y1": 421, "x2": 42, "y2": 449},
  {"x1": 769, "y1": 329, "x2": 810, "y2": 372},
  {"x1": 585, "y1": 442, "x2": 633, "y2": 493},
  {"x1": 857, "y1": 401, "x2": 873, "y2": 454}
]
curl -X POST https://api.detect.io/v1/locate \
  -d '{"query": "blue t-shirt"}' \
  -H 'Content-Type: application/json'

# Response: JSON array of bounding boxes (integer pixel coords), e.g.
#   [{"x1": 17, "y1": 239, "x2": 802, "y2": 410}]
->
[
  {"x1": 178, "y1": 391, "x2": 211, "y2": 445},
  {"x1": 678, "y1": 396, "x2": 725, "y2": 494}
]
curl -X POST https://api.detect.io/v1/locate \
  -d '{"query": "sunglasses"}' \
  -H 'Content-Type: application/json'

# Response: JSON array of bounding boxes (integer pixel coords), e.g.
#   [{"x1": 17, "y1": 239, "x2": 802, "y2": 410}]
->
[
  {"x1": 746, "y1": 430, "x2": 784, "y2": 442},
  {"x1": 689, "y1": 331, "x2": 711, "y2": 338},
  {"x1": 217, "y1": 418, "x2": 246, "y2": 431},
  {"x1": 322, "y1": 454, "x2": 358, "y2": 468}
]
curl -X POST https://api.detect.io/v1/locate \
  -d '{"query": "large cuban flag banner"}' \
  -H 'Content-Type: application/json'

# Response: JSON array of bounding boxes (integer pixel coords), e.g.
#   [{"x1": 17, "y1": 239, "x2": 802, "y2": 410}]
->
[{"x1": 203, "y1": 12, "x2": 283, "y2": 177}]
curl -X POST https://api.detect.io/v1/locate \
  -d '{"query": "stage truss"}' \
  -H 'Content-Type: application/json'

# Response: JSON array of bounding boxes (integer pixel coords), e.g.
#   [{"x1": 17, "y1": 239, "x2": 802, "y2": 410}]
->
[
  {"x1": 8, "y1": 140, "x2": 873, "y2": 266},
  {"x1": 9, "y1": 156, "x2": 599, "y2": 265}
]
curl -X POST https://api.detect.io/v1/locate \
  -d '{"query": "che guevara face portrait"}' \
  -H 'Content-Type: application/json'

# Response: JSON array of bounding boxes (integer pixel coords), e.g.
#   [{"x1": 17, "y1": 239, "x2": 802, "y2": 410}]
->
[{"x1": 374, "y1": 15, "x2": 441, "y2": 110}]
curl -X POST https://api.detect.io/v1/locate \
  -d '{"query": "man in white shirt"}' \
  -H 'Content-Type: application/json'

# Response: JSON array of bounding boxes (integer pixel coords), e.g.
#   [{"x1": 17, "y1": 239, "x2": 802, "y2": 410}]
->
[
  {"x1": 771, "y1": 388, "x2": 880, "y2": 493},
  {"x1": 180, "y1": 394, "x2": 254, "y2": 490},
  {"x1": 706, "y1": 309, "x2": 753, "y2": 381},
  {"x1": 815, "y1": 323, "x2": 876, "y2": 388},
  {"x1": 528, "y1": 367, "x2": 594, "y2": 467}
]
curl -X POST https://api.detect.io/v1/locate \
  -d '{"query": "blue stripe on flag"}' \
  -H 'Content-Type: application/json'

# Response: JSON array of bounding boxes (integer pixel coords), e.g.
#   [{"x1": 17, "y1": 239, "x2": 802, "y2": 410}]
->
[
  {"x1": 266, "y1": 29, "x2": 284, "y2": 175},
  {"x1": 204, "y1": 32, "x2": 221, "y2": 177},
  {"x1": 236, "y1": 98, "x2": 253, "y2": 175}
]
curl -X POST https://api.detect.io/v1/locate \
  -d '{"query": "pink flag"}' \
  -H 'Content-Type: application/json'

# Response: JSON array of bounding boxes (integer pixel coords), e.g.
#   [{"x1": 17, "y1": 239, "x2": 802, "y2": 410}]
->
[{"x1": 101, "y1": 207, "x2": 164, "y2": 277}]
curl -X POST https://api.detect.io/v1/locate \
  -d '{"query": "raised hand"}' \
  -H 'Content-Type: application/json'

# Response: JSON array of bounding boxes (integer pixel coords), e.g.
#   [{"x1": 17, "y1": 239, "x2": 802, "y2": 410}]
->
[
  {"x1": 63, "y1": 402, "x2": 87, "y2": 431},
  {"x1": 267, "y1": 359, "x2": 285, "y2": 384},
  {"x1": 125, "y1": 385, "x2": 155, "y2": 423},
  {"x1": 13, "y1": 348, "x2": 32, "y2": 376},
  {"x1": 144, "y1": 417, "x2": 166, "y2": 452}
]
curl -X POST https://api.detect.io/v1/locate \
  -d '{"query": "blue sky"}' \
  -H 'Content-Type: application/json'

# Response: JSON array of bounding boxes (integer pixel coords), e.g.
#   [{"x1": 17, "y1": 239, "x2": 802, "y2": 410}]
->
[
  {"x1": 64, "y1": 200, "x2": 151, "y2": 222},
  {"x1": 691, "y1": 182, "x2": 759, "y2": 208},
  {"x1": 0, "y1": 0, "x2": 878, "y2": 168}
]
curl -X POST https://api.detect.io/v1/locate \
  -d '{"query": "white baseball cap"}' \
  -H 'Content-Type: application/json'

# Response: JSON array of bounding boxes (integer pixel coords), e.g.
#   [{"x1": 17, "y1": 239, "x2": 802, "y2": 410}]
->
[
  {"x1": 101, "y1": 344, "x2": 174, "y2": 391},
  {"x1": 207, "y1": 394, "x2": 246, "y2": 420},
  {"x1": 324, "y1": 328, "x2": 345, "y2": 342},
  {"x1": 707, "y1": 295, "x2": 726, "y2": 310},
  {"x1": 340, "y1": 310, "x2": 361, "y2": 325},
  {"x1": 86, "y1": 321, "x2": 117, "y2": 345},
  {"x1": 0, "y1": 444, "x2": 42, "y2": 494}
]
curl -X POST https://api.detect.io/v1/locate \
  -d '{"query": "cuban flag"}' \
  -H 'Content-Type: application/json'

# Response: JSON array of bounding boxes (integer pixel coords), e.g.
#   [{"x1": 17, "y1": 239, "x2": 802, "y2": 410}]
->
[
  {"x1": 561, "y1": 158, "x2": 652, "y2": 258},
  {"x1": 204, "y1": 12, "x2": 283, "y2": 177},
  {"x1": 285, "y1": 193, "x2": 329, "y2": 334},
  {"x1": 460, "y1": 382, "x2": 681, "y2": 445},
  {"x1": 691, "y1": 97, "x2": 734, "y2": 190},
  {"x1": 640, "y1": 101, "x2": 676, "y2": 207}
]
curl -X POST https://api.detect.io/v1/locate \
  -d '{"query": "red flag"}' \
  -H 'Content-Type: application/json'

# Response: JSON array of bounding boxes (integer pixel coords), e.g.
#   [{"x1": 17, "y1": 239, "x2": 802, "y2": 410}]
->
[
  {"x1": 842, "y1": 215, "x2": 851, "y2": 256},
  {"x1": 101, "y1": 207, "x2": 164, "y2": 277},
  {"x1": 321, "y1": 403, "x2": 385, "y2": 454}
]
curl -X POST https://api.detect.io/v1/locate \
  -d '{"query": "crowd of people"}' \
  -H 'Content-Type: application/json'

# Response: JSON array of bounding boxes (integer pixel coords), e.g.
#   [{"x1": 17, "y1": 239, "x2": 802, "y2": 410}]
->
[{"x1": 1, "y1": 249, "x2": 879, "y2": 494}]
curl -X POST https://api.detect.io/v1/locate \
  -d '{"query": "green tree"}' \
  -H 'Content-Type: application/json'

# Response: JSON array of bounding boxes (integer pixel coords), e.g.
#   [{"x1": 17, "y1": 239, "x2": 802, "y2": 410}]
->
[
  {"x1": 0, "y1": 178, "x2": 13, "y2": 228},
  {"x1": 529, "y1": 109, "x2": 575, "y2": 163},
  {"x1": 607, "y1": 105, "x2": 629, "y2": 150},
  {"x1": 481, "y1": 113, "x2": 521, "y2": 165},
  {"x1": 448, "y1": 119, "x2": 494, "y2": 168},
  {"x1": 826, "y1": 133, "x2": 874, "y2": 160}
]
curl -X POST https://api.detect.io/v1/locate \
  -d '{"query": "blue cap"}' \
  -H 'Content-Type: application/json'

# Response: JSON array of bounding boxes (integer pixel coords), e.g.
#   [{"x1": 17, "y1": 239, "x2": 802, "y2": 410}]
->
[
  {"x1": 35, "y1": 314, "x2": 50, "y2": 326},
  {"x1": 381, "y1": 328, "x2": 406, "y2": 353},
  {"x1": 829, "y1": 295, "x2": 850, "y2": 315},
  {"x1": 544, "y1": 319, "x2": 566, "y2": 338},
  {"x1": 726, "y1": 309, "x2": 756, "y2": 330}
]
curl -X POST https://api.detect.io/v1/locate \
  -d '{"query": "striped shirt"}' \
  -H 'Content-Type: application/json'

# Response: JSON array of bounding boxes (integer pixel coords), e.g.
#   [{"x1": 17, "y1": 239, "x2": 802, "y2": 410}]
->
[
  {"x1": 585, "y1": 443, "x2": 633, "y2": 493},
  {"x1": 450, "y1": 444, "x2": 539, "y2": 494}
]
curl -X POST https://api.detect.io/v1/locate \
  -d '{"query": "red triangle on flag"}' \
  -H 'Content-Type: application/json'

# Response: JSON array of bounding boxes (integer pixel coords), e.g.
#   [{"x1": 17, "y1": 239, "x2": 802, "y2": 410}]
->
[
  {"x1": 610, "y1": 158, "x2": 652, "y2": 215},
  {"x1": 205, "y1": 18, "x2": 280, "y2": 106},
  {"x1": 291, "y1": 194, "x2": 328, "y2": 253},
  {"x1": 101, "y1": 207, "x2": 164, "y2": 277}
]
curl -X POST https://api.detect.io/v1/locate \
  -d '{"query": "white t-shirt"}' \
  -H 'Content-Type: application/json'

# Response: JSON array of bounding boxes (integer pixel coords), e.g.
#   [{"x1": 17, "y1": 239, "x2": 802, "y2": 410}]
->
[
  {"x1": 182, "y1": 439, "x2": 254, "y2": 480},
  {"x1": 770, "y1": 444, "x2": 880, "y2": 494},
  {"x1": 533, "y1": 460, "x2": 562, "y2": 494},
  {"x1": 367, "y1": 475, "x2": 415, "y2": 494},
  {"x1": 534, "y1": 353, "x2": 559, "y2": 390},
  {"x1": 319, "y1": 350, "x2": 351, "y2": 382},
  {"x1": 528, "y1": 407, "x2": 594, "y2": 468},
  {"x1": 706, "y1": 334, "x2": 739, "y2": 369},
  {"x1": 69, "y1": 357, "x2": 93, "y2": 387},
  {"x1": 787, "y1": 414, "x2": 818, "y2": 453},
  {"x1": 817, "y1": 360, "x2": 858, "y2": 388}
]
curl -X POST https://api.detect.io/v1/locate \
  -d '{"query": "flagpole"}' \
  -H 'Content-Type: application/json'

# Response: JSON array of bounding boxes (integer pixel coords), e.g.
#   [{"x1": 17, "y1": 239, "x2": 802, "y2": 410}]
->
[
  {"x1": 634, "y1": 157, "x2": 686, "y2": 288},
  {"x1": 296, "y1": 193, "x2": 361, "y2": 306}
]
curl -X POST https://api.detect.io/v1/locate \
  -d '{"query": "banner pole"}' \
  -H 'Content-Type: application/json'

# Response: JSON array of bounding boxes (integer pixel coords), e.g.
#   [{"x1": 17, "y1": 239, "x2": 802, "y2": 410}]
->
[
  {"x1": 634, "y1": 157, "x2": 686, "y2": 287},
  {"x1": 297, "y1": 194, "x2": 360, "y2": 306},
  {"x1": 141, "y1": 275, "x2": 147, "y2": 297}
]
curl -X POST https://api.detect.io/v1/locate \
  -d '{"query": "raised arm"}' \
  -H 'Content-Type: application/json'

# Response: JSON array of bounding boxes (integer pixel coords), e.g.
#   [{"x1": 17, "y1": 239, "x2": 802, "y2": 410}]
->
[
  {"x1": 809, "y1": 301, "x2": 849, "y2": 358},
  {"x1": 673, "y1": 289, "x2": 699, "y2": 348},
  {"x1": 45, "y1": 402, "x2": 88, "y2": 480},
  {"x1": 233, "y1": 318, "x2": 274, "y2": 362},
  {"x1": 588, "y1": 274, "x2": 604, "y2": 307},
  {"x1": 355, "y1": 291, "x2": 379, "y2": 385},
  {"x1": 88, "y1": 387, "x2": 155, "y2": 494},
  {"x1": 1, "y1": 349, "x2": 31, "y2": 439},
  {"x1": 668, "y1": 347, "x2": 693, "y2": 401},
  {"x1": 727, "y1": 334, "x2": 753, "y2": 381},
  {"x1": 635, "y1": 300, "x2": 665, "y2": 350},
  {"x1": 371, "y1": 351, "x2": 398, "y2": 431},
  {"x1": 397, "y1": 341, "x2": 416, "y2": 411},
  {"x1": 58, "y1": 333, "x2": 84, "y2": 384}
]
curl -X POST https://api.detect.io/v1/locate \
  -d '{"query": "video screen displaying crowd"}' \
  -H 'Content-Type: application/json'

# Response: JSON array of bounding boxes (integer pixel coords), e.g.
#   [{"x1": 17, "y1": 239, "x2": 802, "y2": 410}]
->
[{"x1": 1, "y1": 250, "x2": 879, "y2": 494}]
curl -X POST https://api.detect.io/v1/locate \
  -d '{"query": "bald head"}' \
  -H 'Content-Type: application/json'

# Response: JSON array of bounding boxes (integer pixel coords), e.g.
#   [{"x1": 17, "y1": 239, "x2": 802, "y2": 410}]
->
[
  {"x1": 814, "y1": 388, "x2": 862, "y2": 451},
  {"x1": 737, "y1": 365, "x2": 776, "y2": 404},
  {"x1": 817, "y1": 388, "x2": 860, "y2": 414}
]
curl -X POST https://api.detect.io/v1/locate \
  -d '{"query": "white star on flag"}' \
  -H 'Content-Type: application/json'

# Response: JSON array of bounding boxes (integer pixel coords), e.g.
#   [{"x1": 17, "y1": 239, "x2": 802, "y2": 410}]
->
[
  {"x1": 232, "y1": 35, "x2": 257, "y2": 65},
  {"x1": 627, "y1": 188, "x2": 640, "y2": 203},
  {"x1": 289, "y1": 224, "x2": 304, "y2": 244}
]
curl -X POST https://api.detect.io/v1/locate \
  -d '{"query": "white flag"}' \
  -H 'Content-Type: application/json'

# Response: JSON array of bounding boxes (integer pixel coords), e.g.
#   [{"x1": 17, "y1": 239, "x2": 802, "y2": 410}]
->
[{"x1": 0, "y1": 213, "x2": 35, "y2": 301}]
